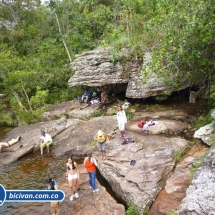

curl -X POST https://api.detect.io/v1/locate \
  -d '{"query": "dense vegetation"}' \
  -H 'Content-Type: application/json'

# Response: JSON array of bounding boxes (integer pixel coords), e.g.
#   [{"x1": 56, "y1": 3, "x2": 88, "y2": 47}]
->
[{"x1": 0, "y1": 0, "x2": 214, "y2": 125}]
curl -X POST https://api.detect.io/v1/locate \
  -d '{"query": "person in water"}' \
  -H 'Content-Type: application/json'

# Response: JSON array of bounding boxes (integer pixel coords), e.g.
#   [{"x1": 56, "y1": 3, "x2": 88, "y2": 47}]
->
[
  {"x1": 45, "y1": 178, "x2": 62, "y2": 215},
  {"x1": 40, "y1": 130, "x2": 53, "y2": 155},
  {"x1": 84, "y1": 152, "x2": 99, "y2": 192},
  {"x1": 0, "y1": 136, "x2": 22, "y2": 151},
  {"x1": 66, "y1": 156, "x2": 79, "y2": 201}
]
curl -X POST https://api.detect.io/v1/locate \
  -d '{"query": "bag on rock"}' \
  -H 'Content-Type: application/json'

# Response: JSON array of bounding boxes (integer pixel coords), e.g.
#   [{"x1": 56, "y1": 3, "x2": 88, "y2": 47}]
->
[
  {"x1": 122, "y1": 137, "x2": 134, "y2": 145},
  {"x1": 138, "y1": 120, "x2": 146, "y2": 128}
]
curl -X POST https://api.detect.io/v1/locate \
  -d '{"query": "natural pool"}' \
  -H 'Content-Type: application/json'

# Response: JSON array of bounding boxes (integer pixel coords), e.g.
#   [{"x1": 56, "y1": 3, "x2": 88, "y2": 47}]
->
[{"x1": 0, "y1": 99, "x2": 210, "y2": 214}]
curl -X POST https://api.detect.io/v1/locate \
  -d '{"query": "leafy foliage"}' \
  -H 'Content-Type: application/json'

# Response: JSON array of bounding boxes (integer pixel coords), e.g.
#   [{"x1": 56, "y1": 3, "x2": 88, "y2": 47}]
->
[
  {"x1": 1, "y1": 0, "x2": 215, "y2": 124},
  {"x1": 125, "y1": 108, "x2": 134, "y2": 120},
  {"x1": 143, "y1": 0, "x2": 215, "y2": 98},
  {"x1": 194, "y1": 114, "x2": 212, "y2": 130},
  {"x1": 190, "y1": 152, "x2": 208, "y2": 179},
  {"x1": 126, "y1": 204, "x2": 140, "y2": 215},
  {"x1": 168, "y1": 209, "x2": 178, "y2": 215}
]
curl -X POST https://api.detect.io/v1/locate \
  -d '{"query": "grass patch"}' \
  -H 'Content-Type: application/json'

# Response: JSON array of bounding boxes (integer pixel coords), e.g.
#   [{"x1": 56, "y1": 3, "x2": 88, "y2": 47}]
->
[
  {"x1": 190, "y1": 152, "x2": 209, "y2": 179},
  {"x1": 114, "y1": 126, "x2": 119, "y2": 131},
  {"x1": 125, "y1": 109, "x2": 135, "y2": 120},
  {"x1": 107, "y1": 107, "x2": 117, "y2": 115},
  {"x1": 168, "y1": 209, "x2": 178, "y2": 215},
  {"x1": 143, "y1": 207, "x2": 149, "y2": 215},
  {"x1": 90, "y1": 140, "x2": 97, "y2": 148},
  {"x1": 175, "y1": 143, "x2": 194, "y2": 163},
  {"x1": 90, "y1": 111, "x2": 104, "y2": 118},
  {"x1": 194, "y1": 113, "x2": 212, "y2": 130},
  {"x1": 126, "y1": 204, "x2": 140, "y2": 215}
]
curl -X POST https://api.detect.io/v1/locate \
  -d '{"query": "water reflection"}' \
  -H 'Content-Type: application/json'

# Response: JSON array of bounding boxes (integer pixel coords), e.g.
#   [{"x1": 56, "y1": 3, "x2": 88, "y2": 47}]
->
[{"x1": 0, "y1": 152, "x2": 81, "y2": 215}]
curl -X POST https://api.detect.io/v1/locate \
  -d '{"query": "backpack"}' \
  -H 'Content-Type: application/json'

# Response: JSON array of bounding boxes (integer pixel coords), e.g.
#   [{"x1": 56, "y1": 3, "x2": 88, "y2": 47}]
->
[
  {"x1": 138, "y1": 120, "x2": 146, "y2": 128},
  {"x1": 122, "y1": 137, "x2": 134, "y2": 145}
]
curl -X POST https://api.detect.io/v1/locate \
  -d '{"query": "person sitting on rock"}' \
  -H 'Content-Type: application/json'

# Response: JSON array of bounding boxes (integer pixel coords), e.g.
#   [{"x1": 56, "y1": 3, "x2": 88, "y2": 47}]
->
[
  {"x1": 91, "y1": 92, "x2": 97, "y2": 99},
  {"x1": 40, "y1": 130, "x2": 53, "y2": 155},
  {"x1": 81, "y1": 89, "x2": 91, "y2": 103},
  {"x1": 101, "y1": 91, "x2": 109, "y2": 103},
  {"x1": 0, "y1": 136, "x2": 22, "y2": 151},
  {"x1": 80, "y1": 98, "x2": 101, "y2": 110}
]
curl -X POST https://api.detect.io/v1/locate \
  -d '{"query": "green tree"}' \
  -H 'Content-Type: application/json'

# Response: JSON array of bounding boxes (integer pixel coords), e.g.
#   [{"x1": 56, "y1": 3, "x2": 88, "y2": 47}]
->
[{"x1": 143, "y1": 0, "x2": 215, "y2": 96}]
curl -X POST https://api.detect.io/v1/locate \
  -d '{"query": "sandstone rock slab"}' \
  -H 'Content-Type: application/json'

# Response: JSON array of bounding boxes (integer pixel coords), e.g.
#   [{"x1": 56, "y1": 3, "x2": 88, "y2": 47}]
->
[{"x1": 178, "y1": 148, "x2": 215, "y2": 215}]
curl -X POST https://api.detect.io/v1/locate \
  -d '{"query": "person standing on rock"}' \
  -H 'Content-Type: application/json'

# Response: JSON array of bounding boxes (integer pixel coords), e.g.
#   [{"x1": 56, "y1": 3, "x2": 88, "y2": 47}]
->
[
  {"x1": 0, "y1": 136, "x2": 22, "y2": 151},
  {"x1": 84, "y1": 152, "x2": 99, "y2": 192},
  {"x1": 66, "y1": 156, "x2": 79, "y2": 201},
  {"x1": 117, "y1": 106, "x2": 127, "y2": 137},
  {"x1": 45, "y1": 178, "x2": 62, "y2": 215},
  {"x1": 94, "y1": 130, "x2": 108, "y2": 160},
  {"x1": 40, "y1": 130, "x2": 53, "y2": 155}
]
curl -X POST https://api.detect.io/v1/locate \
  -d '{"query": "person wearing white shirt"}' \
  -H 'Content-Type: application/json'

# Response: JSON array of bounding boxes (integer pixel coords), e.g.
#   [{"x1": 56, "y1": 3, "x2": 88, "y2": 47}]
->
[
  {"x1": 40, "y1": 131, "x2": 53, "y2": 155},
  {"x1": 117, "y1": 106, "x2": 127, "y2": 137}
]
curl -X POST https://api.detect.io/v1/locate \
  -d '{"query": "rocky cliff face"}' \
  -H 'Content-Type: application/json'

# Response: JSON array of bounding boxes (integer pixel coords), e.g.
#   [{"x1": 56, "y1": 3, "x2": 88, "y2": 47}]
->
[
  {"x1": 68, "y1": 48, "x2": 196, "y2": 98},
  {"x1": 178, "y1": 110, "x2": 215, "y2": 214}
]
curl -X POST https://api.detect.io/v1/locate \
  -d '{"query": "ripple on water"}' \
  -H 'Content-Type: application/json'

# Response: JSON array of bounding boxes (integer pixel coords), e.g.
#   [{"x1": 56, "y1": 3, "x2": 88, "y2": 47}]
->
[{"x1": 0, "y1": 152, "x2": 82, "y2": 214}]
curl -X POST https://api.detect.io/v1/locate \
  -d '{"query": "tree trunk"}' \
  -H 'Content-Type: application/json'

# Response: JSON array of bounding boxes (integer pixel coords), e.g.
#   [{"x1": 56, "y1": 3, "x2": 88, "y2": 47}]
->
[{"x1": 54, "y1": 12, "x2": 72, "y2": 64}]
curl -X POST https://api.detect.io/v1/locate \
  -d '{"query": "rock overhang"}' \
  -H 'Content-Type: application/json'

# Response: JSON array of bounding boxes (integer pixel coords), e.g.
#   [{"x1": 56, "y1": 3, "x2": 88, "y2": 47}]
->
[{"x1": 68, "y1": 47, "x2": 202, "y2": 99}]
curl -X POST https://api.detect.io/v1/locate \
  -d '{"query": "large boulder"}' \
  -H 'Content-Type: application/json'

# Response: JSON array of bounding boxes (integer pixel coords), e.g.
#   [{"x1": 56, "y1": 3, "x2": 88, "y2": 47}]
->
[
  {"x1": 127, "y1": 119, "x2": 189, "y2": 135},
  {"x1": 178, "y1": 148, "x2": 215, "y2": 215},
  {"x1": 68, "y1": 47, "x2": 130, "y2": 88},
  {"x1": 0, "y1": 118, "x2": 83, "y2": 167},
  {"x1": 98, "y1": 133, "x2": 189, "y2": 213},
  {"x1": 68, "y1": 48, "x2": 200, "y2": 98},
  {"x1": 194, "y1": 123, "x2": 214, "y2": 146}
]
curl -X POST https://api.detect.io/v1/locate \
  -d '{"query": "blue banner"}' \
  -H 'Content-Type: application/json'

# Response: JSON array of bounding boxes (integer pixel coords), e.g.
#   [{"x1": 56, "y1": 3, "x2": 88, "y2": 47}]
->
[{"x1": 0, "y1": 184, "x2": 65, "y2": 206}]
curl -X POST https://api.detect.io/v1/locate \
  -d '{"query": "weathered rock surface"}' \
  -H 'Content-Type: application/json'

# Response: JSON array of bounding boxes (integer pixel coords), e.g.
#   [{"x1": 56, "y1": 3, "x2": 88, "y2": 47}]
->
[
  {"x1": 133, "y1": 109, "x2": 189, "y2": 121},
  {"x1": 68, "y1": 47, "x2": 130, "y2": 88},
  {"x1": 194, "y1": 123, "x2": 214, "y2": 146},
  {"x1": 149, "y1": 144, "x2": 209, "y2": 215},
  {"x1": 127, "y1": 119, "x2": 189, "y2": 135},
  {"x1": 1, "y1": 111, "x2": 193, "y2": 213},
  {"x1": 99, "y1": 133, "x2": 189, "y2": 213},
  {"x1": 178, "y1": 148, "x2": 215, "y2": 215},
  {"x1": 43, "y1": 100, "x2": 102, "y2": 120},
  {"x1": 10, "y1": 165, "x2": 125, "y2": 215},
  {"x1": 68, "y1": 48, "x2": 200, "y2": 98},
  {"x1": 0, "y1": 118, "x2": 83, "y2": 167}
]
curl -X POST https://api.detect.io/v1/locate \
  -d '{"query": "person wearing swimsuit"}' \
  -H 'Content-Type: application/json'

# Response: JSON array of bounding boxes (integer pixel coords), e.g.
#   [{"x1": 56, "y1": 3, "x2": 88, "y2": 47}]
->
[
  {"x1": 45, "y1": 178, "x2": 62, "y2": 215},
  {"x1": 0, "y1": 136, "x2": 22, "y2": 151},
  {"x1": 66, "y1": 156, "x2": 79, "y2": 201}
]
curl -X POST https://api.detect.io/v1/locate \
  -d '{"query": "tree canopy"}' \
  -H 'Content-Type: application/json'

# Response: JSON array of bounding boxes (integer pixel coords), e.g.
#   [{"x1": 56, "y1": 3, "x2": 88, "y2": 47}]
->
[{"x1": 0, "y1": 0, "x2": 214, "y2": 125}]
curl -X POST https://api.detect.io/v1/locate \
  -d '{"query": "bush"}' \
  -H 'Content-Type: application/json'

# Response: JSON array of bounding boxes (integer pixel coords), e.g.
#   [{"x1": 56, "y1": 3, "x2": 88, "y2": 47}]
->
[
  {"x1": 16, "y1": 108, "x2": 45, "y2": 125},
  {"x1": 125, "y1": 109, "x2": 134, "y2": 120},
  {"x1": 90, "y1": 111, "x2": 104, "y2": 117},
  {"x1": 194, "y1": 113, "x2": 212, "y2": 130},
  {"x1": 107, "y1": 107, "x2": 117, "y2": 115},
  {"x1": 0, "y1": 112, "x2": 14, "y2": 126},
  {"x1": 126, "y1": 204, "x2": 140, "y2": 215}
]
